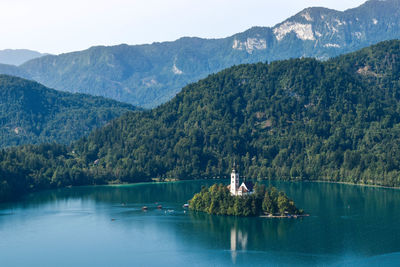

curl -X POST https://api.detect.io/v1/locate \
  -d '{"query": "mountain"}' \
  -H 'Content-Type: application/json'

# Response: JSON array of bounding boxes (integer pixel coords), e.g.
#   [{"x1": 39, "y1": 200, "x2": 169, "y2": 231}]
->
[
  {"x1": 72, "y1": 40, "x2": 400, "y2": 185},
  {"x1": 0, "y1": 49, "x2": 48, "y2": 66},
  {"x1": 0, "y1": 75, "x2": 136, "y2": 148},
  {"x1": 5, "y1": 0, "x2": 399, "y2": 108},
  {"x1": 0, "y1": 63, "x2": 31, "y2": 79},
  {"x1": 2, "y1": 40, "x2": 400, "y2": 201}
]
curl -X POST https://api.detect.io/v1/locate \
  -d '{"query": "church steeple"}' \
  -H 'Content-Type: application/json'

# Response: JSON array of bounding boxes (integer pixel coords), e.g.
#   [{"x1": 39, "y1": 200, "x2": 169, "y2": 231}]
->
[{"x1": 230, "y1": 161, "x2": 239, "y2": 195}]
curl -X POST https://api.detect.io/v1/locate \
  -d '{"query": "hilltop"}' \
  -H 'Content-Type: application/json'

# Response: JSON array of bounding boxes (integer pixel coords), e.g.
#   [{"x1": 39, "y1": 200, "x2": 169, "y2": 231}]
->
[{"x1": 0, "y1": 75, "x2": 136, "y2": 147}]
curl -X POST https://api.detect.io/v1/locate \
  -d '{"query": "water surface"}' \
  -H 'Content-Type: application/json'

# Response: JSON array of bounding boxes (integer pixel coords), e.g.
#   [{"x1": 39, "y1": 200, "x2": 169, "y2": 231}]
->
[{"x1": 1, "y1": 180, "x2": 400, "y2": 266}]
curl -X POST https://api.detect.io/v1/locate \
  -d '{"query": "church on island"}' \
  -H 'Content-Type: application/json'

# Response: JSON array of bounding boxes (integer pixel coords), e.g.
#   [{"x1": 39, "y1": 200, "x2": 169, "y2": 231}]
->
[{"x1": 227, "y1": 163, "x2": 254, "y2": 196}]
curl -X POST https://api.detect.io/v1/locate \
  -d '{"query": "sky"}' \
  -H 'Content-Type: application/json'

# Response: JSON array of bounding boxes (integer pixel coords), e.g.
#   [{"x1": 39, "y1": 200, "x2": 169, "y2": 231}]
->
[{"x1": 0, "y1": 0, "x2": 367, "y2": 54}]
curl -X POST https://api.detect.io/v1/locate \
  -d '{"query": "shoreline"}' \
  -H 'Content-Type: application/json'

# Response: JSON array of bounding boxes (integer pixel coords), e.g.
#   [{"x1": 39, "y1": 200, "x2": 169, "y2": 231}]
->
[
  {"x1": 3, "y1": 177, "x2": 399, "y2": 204},
  {"x1": 108, "y1": 178, "x2": 400, "y2": 191},
  {"x1": 260, "y1": 214, "x2": 310, "y2": 219},
  {"x1": 104, "y1": 178, "x2": 400, "y2": 192},
  {"x1": 309, "y1": 180, "x2": 400, "y2": 191}
]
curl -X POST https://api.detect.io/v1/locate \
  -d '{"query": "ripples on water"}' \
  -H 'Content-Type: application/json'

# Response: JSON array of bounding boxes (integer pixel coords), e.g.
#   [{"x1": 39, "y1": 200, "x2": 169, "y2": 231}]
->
[{"x1": 0, "y1": 180, "x2": 400, "y2": 266}]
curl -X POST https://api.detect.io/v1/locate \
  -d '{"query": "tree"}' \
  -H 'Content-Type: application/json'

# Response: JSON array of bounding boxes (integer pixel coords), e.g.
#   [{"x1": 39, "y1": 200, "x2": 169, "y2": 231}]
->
[{"x1": 262, "y1": 192, "x2": 274, "y2": 214}]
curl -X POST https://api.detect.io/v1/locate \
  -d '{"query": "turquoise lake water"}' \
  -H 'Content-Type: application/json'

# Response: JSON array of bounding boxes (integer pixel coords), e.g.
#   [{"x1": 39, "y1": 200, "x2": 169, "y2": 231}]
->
[{"x1": 1, "y1": 180, "x2": 400, "y2": 266}]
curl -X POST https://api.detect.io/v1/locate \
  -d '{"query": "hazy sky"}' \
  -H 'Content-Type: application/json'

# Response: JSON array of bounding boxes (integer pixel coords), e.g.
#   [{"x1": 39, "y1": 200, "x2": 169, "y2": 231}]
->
[{"x1": 0, "y1": 0, "x2": 367, "y2": 54}]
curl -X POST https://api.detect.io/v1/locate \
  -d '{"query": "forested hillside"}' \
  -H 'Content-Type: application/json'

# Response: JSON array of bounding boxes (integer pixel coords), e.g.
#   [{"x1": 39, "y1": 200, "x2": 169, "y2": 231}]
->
[
  {"x1": 0, "y1": 75, "x2": 136, "y2": 147},
  {"x1": 2, "y1": 40, "x2": 400, "y2": 201},
  {"x1": 74, "y1": 40, "x2": 400, "y2": 186},
  {"x1": 1, "y1": 0, "x2": 398, "y2": 108}
]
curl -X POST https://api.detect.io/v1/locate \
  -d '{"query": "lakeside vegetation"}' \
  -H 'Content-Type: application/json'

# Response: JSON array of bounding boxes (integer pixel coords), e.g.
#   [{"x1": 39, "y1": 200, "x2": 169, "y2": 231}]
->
[
  {"x1": 2, "y1": 41, "x2": 400, "y2": 201},
  {"x1": 189, "y1": 184, "x2": 303, "y2": 217}
]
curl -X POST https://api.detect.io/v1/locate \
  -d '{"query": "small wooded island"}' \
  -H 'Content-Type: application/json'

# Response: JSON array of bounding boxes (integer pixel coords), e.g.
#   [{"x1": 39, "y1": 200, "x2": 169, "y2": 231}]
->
[{"x1": 189, "y1": 164, "x2": 304, "y2": 217}]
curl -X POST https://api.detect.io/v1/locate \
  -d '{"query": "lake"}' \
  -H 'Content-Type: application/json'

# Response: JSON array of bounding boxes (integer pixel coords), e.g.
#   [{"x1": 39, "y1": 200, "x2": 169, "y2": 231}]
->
[{"x1": 1, "y1": 180, "x2": 400, "y2": 266}]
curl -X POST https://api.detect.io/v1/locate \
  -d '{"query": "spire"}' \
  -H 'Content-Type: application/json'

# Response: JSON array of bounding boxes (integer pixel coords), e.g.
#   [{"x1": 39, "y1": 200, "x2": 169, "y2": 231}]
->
[{"x1": 230, "y1": 159, "x2": 239, "y2": 196}]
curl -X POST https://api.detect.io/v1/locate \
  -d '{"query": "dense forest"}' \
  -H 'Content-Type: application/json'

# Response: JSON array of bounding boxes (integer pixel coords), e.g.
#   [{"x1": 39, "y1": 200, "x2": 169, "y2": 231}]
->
[
  {"x1": 189, "y1": 184, "x2": 302, "y2": 216},
  {"x1": 2, "y1": 40, "x2": 400, "y2": 202},
  {"x1": 0, "y1": 75, "x2": 136, "y2": 147}
]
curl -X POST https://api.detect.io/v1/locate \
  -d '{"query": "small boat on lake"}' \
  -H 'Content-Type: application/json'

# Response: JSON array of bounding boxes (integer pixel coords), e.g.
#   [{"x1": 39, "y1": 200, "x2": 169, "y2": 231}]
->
[
  {"x1": 157, "y1": 205, "x2": 162, "y2": 209},
  {"x1": 142, "y1": 206, "x2": 148, "y2": 211},
  {"x1": 183, "y1": 204, "x2": 189, "y2": 208}
]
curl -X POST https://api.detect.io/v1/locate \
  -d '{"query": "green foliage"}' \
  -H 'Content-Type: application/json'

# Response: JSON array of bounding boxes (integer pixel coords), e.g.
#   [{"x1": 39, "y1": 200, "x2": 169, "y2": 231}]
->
[
  {"x1": 0, "y1": 75, "x2": 136, "y2": 147},
  {"x1": 189, "y1": 184, "x2": 302, "y2": 216},
  {"x1": 71, "y1": 40, "x2": 400, "y2": 188},
  {"x1": 3, "y1": 40, "x2": 400, "y2": 201}
]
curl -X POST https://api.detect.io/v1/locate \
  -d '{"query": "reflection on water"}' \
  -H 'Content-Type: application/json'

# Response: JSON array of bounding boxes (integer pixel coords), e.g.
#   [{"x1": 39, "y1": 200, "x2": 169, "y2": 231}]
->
[
  {"x1": 230, "y1": 225, "x2": 248, "y2": 263},
  {"x1": 0, "y1": 180, "x2": 400, "y2": 266}
]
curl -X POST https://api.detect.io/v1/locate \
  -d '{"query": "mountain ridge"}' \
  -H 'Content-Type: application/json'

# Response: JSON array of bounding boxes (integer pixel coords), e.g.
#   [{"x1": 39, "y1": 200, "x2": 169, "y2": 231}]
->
[
  {"x1": 1, "y1": 0, "x2": 398, "y2": 107},
  {"x1": 0, "y1": 49, "x2": 48, "y2": 66}
]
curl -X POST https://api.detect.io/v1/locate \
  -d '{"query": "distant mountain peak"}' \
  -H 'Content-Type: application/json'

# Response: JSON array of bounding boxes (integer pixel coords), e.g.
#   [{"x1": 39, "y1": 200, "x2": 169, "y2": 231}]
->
[
  {"x1": 2, "y1": 0, "x2": 400, "y2": 108},
  {"x1": 0, "y1": 49, "x2": 49, "y2": 66}
]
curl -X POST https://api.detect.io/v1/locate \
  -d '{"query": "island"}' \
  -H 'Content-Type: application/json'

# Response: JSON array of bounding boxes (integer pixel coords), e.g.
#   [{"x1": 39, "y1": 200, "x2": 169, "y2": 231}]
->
[
  {"x1": 189, "y1": 183, "x2": 304, "y2": 217},
  {"x1": 189, "y1": 164, "x2": 304, "y2": 217}
]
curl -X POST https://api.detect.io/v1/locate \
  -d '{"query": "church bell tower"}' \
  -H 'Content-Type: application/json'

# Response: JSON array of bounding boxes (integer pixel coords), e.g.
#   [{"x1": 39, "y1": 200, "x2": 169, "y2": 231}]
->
[{"x1": 230, "y1": 162, "x2": 239, "y2": 195}]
